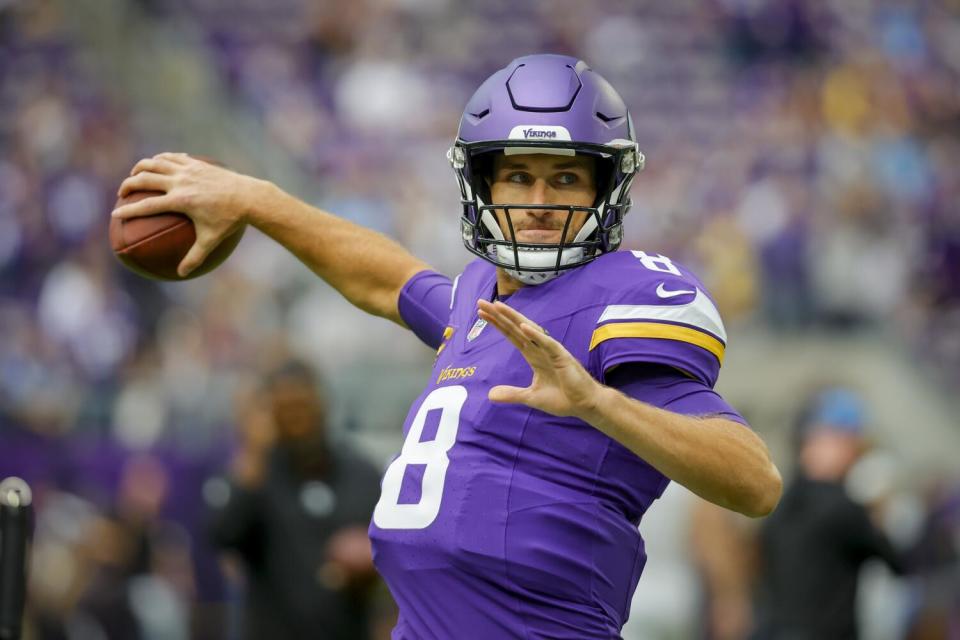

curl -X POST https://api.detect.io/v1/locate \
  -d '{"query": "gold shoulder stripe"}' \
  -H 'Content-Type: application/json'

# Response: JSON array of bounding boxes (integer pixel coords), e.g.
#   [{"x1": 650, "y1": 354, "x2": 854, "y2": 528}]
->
[{"x1": 589, "y1": 322, "x2": 725, "y2": 363}]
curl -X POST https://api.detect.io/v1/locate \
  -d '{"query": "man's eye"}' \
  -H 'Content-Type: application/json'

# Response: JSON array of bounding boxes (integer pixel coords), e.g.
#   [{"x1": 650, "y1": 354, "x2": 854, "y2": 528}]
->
[
  {"x1": 507, "y1": 173, "x2": 530, "y2": 184},
  {"x1": 555, "y1": 173, "x2": 579, "y2": 185}
]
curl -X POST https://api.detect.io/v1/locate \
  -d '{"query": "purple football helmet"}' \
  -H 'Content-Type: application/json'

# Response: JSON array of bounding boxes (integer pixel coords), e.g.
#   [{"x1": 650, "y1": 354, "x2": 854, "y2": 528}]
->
[{"x1": 448, "y1": 54, "x2": 645, "y2": 284}]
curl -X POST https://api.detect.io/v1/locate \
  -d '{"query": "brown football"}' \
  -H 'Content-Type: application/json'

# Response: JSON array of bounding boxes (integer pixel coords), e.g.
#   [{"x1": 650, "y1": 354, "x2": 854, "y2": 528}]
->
[{"x1": 109, "y1": 190, "x2": 245, "y2": 281}]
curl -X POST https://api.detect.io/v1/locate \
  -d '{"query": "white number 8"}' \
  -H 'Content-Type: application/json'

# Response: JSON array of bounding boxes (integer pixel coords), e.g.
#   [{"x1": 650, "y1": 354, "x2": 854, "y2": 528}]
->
[
  {"x1": 373, "y1": 385, "x2": 467, "y2": 530},
  {"x1": 631, "y1": 250, "x2": 681, "y2": 276}
]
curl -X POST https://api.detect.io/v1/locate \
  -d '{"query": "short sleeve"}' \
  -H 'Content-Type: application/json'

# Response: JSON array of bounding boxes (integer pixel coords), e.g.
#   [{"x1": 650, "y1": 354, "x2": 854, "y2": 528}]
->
[
  {"x1": 588, "y1": 284, "x2": 727, "y2": 388},
  {"x1": 397, "y1": 270, "x2": 454, "y2": 349},
  {"x1": 606, "y1": 363, "x2": 748, "y2": 426}
]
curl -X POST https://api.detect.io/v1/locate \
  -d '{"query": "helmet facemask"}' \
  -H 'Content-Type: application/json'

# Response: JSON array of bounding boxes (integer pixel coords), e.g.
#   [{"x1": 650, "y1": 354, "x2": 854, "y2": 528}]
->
[{"x1": 450, "y1": 139, "x2": 644, "y2": 285}]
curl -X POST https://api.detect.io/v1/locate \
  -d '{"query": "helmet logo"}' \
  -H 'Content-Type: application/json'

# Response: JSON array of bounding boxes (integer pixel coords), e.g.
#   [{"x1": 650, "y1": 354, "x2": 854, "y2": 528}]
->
[
  {"x1": 508, "y1": 125, "x2": 571, "y2": 141},
  {"x1": 523, "y1": 128, "x2": 556, "y2": 139}
]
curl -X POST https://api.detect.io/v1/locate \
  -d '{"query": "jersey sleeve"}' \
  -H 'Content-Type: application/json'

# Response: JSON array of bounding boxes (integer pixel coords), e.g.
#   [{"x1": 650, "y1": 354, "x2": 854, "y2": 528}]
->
[
  {"x1": 587, "y1": 253, "x2": 727, "y2": 388},
  {"x1": 397, "y1": 270, "x2": 454, "y2": 350},
  {"x1": 606, "y1": 363, "x2": 748, "y2": 426}
]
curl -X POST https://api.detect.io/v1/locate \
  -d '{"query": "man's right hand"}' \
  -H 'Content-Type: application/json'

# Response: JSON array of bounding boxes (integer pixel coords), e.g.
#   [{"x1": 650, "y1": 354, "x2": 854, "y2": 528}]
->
[{"x1": 113, "y1": 153, "x2": 267, "y2": 277}]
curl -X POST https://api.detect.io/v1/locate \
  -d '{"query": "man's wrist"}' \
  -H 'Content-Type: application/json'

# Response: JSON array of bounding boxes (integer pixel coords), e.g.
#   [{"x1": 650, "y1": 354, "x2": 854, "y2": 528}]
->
[
  {"x1": 574, "y1": 382, "x2": 618, "y2": 426},
  {"x1": 241, "y1": 177, "x2": 282, "y2": 228}
]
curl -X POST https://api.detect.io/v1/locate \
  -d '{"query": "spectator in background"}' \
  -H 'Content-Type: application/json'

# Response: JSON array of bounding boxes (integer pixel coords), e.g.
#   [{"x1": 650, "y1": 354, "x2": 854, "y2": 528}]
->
[
  {"x1": 24, "y1": 455, "x2": 192, "y2": 640},
  {"x1": 207, "y1": 360, "x2": 383, "y2": 640},
  {"x1": 753, "y1": 388, "x2": 905, "y2": 640}
]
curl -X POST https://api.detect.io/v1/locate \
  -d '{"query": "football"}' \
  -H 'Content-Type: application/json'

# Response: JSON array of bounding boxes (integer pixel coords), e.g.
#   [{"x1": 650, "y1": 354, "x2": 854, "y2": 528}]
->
[{"x1": 109, "y1": 190, "x2": 245, "y2": 281}]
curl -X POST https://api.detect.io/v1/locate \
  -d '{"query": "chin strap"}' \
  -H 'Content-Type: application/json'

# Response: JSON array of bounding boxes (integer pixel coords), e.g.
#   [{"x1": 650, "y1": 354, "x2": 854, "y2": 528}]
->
[
  {"x1": 494, "y1": 245, "x2": 584, "y2": 285},
  {"x1": 506, "y1": 269, "x2": 558, "y2": 285}
]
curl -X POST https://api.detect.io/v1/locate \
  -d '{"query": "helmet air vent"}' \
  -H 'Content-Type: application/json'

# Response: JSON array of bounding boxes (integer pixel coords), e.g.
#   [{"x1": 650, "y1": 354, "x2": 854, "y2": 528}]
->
[
  {"x1": 506, "y1": 62, "x2": 582, "y2": 112},
  {"x1": 595, "y1": 111, "x2": 626, "y2": 127}
]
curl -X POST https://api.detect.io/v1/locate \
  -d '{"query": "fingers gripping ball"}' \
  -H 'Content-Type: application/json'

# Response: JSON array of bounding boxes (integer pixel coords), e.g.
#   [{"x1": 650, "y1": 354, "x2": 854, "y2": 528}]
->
[{"x1": 109, "y1": 192, "x2": 244, "y2": 281}]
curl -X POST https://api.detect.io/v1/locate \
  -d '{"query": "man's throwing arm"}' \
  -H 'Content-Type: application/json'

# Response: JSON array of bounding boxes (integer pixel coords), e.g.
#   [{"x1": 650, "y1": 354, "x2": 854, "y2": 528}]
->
[
  {"x1": 114, "y1": 154, "x2": 432, "y2": 326},
  {"x1": 251, "y1": 184, "x2": 431, "y2": 325}
]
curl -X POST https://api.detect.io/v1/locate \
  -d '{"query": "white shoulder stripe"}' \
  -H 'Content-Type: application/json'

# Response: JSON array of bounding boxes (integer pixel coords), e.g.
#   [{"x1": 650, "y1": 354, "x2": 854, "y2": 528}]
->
[
  {"x1": 449, "y1": 274, "x2": 461, "y2": 310},
  {"x1": 598, "y1": 289, "x2": 727, "y2": 342}
]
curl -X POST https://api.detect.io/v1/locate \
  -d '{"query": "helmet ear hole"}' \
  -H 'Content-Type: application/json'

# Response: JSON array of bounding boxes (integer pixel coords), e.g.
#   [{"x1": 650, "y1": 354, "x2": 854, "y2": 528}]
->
[
  {"x1": 592, "y1": 157, "x2": 615, "y2": 208},
  {"x1": 469, "y1": 152, "x2": 495, "y2": 203}
]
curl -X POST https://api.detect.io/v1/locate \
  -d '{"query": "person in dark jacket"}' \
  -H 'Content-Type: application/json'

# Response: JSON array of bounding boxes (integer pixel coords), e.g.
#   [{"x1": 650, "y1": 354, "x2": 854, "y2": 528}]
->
[
  {"x1": 753, "y1": 388, "x2": 904, "y2": 640},
  {"x1": 208, "y1": 360, "x2": 383, "y2": 640}
]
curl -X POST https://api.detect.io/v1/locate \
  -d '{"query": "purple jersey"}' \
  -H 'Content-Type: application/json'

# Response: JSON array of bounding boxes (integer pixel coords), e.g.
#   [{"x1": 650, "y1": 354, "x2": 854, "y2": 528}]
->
[{"x1": 372, "y1": 251, "x2": 741, "y2": 639}]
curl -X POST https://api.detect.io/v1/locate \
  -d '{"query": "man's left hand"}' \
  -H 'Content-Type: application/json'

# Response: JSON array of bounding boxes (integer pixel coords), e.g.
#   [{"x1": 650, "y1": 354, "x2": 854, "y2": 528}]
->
[{"x1": 477, "y1": 299, "x2": 602, "y2": 420}]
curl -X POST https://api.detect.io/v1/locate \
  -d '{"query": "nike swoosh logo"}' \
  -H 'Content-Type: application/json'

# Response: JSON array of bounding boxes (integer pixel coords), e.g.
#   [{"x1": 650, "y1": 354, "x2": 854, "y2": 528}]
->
[{"x1": 656, "y1": 282, "x2": 695, "y2": 299}]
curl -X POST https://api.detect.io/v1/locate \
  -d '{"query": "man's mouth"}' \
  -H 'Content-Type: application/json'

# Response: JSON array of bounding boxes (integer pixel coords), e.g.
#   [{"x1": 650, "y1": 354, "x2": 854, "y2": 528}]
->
[{"x1": 514, "y1": 228, "x2": 563, "y2": 243}]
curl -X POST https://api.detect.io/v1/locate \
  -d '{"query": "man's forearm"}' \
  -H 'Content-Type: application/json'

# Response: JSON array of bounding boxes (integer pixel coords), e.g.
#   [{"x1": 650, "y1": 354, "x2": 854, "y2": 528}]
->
[
  {"x1": 580, "y1": 385, "x2": 782, "y2": 517},
  {"x1": 245, "y1": 181, "x2": 432, "y2": 324}
]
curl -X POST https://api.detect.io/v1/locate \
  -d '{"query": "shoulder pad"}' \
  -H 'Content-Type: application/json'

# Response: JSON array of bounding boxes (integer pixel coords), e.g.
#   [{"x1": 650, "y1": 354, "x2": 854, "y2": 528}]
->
[{"x1": 583, "y1": 251, "x2": 726, "y2": 386}]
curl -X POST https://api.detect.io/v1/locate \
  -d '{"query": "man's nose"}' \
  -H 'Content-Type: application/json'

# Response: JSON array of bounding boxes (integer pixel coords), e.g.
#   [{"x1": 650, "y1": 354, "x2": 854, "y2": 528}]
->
[{"x1": 525, "y1": 179, "x2": 554, "y2": 216}]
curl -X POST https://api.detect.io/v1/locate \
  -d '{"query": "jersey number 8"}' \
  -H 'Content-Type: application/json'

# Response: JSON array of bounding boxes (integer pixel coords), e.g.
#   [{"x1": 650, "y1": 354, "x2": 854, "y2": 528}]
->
[{"x1": 373, "y1": 385, "x2": 467, "y2": 529}]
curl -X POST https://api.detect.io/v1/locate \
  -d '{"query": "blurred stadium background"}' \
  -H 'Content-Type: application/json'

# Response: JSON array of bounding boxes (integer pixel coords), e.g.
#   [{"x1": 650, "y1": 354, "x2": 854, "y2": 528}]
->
[{"x1": 1, "y1": 0, "x2": 959, "y2": 638}]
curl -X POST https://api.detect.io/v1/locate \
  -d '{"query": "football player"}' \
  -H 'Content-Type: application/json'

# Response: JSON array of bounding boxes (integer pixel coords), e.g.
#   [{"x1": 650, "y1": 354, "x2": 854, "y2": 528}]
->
[{"x1": 115, "y1": 54, "x2": 782, "y2": 639}]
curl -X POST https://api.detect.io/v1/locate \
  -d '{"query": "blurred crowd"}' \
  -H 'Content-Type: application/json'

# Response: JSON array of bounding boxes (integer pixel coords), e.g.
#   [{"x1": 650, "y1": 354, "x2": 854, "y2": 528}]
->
[{"x1": 1, "y1": 0, "x2": 959, "y2": 638}]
